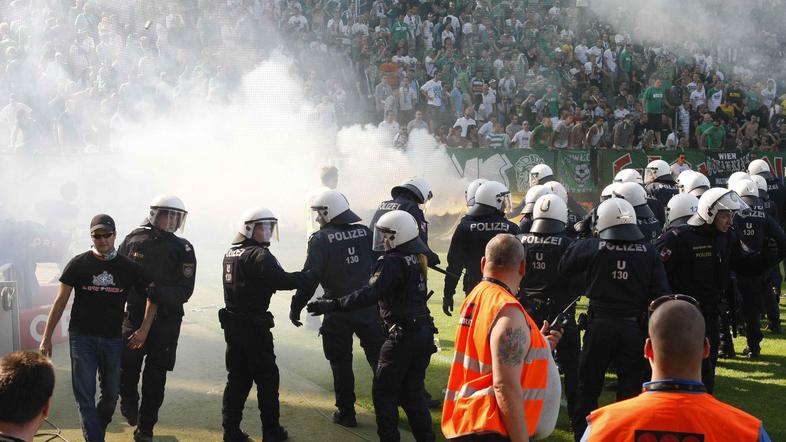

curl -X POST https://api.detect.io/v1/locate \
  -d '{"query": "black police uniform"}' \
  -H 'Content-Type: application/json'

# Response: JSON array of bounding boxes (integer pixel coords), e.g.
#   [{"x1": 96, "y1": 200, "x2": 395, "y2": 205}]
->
[
  {"x1": 518, "y1": 214, "x2": 533, "y2": 233},
  {"x1": 369, "y1": 192, "x2": 440, "y2": 267},
  {"x1": 118, "y1": 223, "x2": 196, "y2": 437},
  {"x1": 220, "y1": 237, "x2": 313, "y2": 441},
  {"x1": 732, "y1": 196, "x2": 786, "y2": 354},
  {"x1": 633, "y1": 203, "x2": 662, "y2": 245},
  {"x1": 308, "y1": 239, "x2": 436, "y2": 442},
  {"x1": 761, "y1": 174, "x2": 786, "y2": 332},
  {"x1": 290, "y1": 220, "x2": 385, "y2": 421},
  {"x1": 560, "y1": 231, "x2": 670, "y2": 440},
  {"x1": 444, "y1": 207, "x2": 519, "y2": 308},
  {"x1": 518, "y1": 229, "x2": 581, "y2": 431},
  {"x1": 656, "y1": 221, "x2": 776, "y2": 392},
  {"x1": 645, "y1": 176, "x2": 678, "y2": 208},
  {"x1": 574, "y1": 209, "x2": 596, "y2": 238}
]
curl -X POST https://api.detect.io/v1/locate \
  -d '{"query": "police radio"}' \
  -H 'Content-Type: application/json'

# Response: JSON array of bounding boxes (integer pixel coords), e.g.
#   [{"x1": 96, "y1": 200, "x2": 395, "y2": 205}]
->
[{"x1": 548, "y1": 296, "x2": 582, "y2": 332}]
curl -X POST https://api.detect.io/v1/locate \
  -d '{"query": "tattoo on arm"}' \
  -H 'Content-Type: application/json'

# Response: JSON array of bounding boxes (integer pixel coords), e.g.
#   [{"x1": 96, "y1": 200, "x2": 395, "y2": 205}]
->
[{"x1": 498, "y1": 326, "x2": 526, "y2": 366}]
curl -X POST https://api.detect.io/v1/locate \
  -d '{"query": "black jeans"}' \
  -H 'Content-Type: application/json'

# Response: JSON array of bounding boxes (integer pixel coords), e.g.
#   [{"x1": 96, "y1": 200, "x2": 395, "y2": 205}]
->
[
  {"x1": 120, "y1": 315, "x2": 182, "y2": 433},
  {"x1": 373, "y1": 325, "x2": 436, "y2": 442},
  {"x1": 221, "y1": 319, "x2": 281, "y2": 436},
  {"x1": 320, "y1": 309, "x2": 385, "y2": 413},
  {"x1": 573, "y1": 317, "x2": 646, "y2": 440}
]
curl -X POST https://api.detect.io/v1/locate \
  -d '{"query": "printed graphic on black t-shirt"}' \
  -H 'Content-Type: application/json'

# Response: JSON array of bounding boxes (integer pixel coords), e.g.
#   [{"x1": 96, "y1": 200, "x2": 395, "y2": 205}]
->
[{"x1": 59, "y1": 251, "x2": 145, "y2": 338}]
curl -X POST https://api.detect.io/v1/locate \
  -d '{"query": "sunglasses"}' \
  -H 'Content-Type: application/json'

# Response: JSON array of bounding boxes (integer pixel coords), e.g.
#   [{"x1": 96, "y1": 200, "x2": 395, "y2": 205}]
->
[
  {"x1": 648, "y1": 294, "x2": 700, "y2": 315},
  {"x1": 91, "y1": 232, "x2": 115, "y2": 239}
]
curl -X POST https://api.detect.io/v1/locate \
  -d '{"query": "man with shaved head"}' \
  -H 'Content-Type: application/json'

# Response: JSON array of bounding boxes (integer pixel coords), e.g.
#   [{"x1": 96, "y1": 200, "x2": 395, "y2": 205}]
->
[
  {"x1": 442, "y1": 234, "x2": 562, "y2": 441},
  {"x1": 580, "y1": 296, "x2": 772, "y2": 441}
]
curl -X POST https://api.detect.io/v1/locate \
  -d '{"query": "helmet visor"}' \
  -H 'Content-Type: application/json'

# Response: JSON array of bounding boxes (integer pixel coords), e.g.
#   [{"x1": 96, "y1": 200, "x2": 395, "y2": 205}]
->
[
  {"x1": 529, "y1": 173, "x2": 540, "y2": 187},
  {"x1": 501, "y1": 192, "x2": 513, "y2": 214},
  {"x1": 712, "y1": 191, "x2": 750, "y2": 219},
  {"x1": 251, "y1": 220, "x2": 279, "y2": 243},
  {"x1": 643, "y1": 168, "x2": 658, "y2": 185},
  {"x1": 311, "y1": 206, "x2": 330, "y2": 231},
  {"x1": 151, "y1": 208, "x2": 187, "y2": 233},
  {"x1": 373, "y1": 225, "x2": 396, "y2": 252}
]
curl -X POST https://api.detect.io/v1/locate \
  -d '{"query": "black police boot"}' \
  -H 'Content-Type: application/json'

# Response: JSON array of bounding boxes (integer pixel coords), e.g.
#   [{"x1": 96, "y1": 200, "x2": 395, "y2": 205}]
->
[
  {"x1": 223, "y1": 430, "x2": 253, "y2": 442},
  {"x1": 262, "y1": 425, "x2": 288, "y2": 442},
  {"x1": 133, "y1": 428, "x2": 153, "y2": 442},
  {"x1": 742, "y1": 346, "x2": 760, "y2": 358},
  {"x1": 768, "y1": 321, "x2": 781, "y2": 334},
  {"x1": 121, "y1": 403, "x2": 138, "y2": 427},
  {"x1": 332, "y1": 409, "x2": 358, "y2": 428}
]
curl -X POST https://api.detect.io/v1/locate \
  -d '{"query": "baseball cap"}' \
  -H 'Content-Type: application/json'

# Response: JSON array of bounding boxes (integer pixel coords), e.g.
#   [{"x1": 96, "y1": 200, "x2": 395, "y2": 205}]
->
[{"x1": 90, "y1": 214, "x2": 116, "y2": 232}]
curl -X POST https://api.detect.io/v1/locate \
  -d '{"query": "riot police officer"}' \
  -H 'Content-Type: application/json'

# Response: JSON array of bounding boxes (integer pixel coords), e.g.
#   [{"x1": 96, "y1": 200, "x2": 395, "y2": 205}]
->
[
  {"x1": 464, "y1": 178, "x2": 487, "y2": 207},
  {"x1": 678, "y1": 172, "x2": 710, "y2": 197},
  {"x1": 119, "y1": 195, "x2": 197, "y2": 442},
  {"x1": 664, "y1": 193, "x2": 699, "y2": 231},
  {"x1": 559, "y1": 198, "x2": 671, "y2": 440},
  {"x1": 518, "y1": 184, "x2": 551, "y2": 233},
  {"x1": 308, "y1": 210, "x2": 437, "y2": 442},
  {"x1": 369, "y1": 177, "x2": 439, "y2": 266},
  {"x1": 543, "y1": 181, "x2": 581, "y2": 238},
  {"x1": 656, "y1": 188, "x2": 779, "y2": 392},
  {"x1": 613, "y1": 182, "x2": 662, "y2": 244},
  {"x1": 729, "y1": 180, "x2": 786, "y2": 356},
  {"x1": 220, "y1": 208, "x2": 314, "y2": 442},
  {"x1": 289, "y1": 190, "x2": 384, "y2": 427},
  {"x1": 644, "y1": 160, "x2": 678, "y2": 208},
  {"x1": 443, "y1": 181, "x2": 519, "y2": 316},
  {"x1": 575, "y1": 183, "x2": 618, "y2": 238},
  {"x1": 752, "y1": 173, "x2": 783, "y2": 332},
  {"x1": 517, "y1": 194, "x2": 581, "y2": 433},
  {"x1": 528, "y1": 163, "x2": 585, "y2": 216},
  {"x1": 615, "y1": 169, "x2": 665, "y2": 228}
]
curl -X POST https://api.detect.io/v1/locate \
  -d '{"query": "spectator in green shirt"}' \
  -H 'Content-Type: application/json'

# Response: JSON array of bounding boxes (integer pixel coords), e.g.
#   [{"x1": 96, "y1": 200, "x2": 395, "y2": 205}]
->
[
  {"x1": 642, "y1": 78, "x2": 666, "y2": 146},
  {"x1": 695, "y1": 113, "x2": 714, "y2": 141},
  {"x1": 530, "y1": 117, "x2": 553, "y2": 149},
  {"x1": 486, "y1": 122, "x2": 511, "y2": 149},
  {"x1": 700, "y1": 120, "x2": 726, "y2": 150},
  {"x1": 391, "y1": 13, "x2": 410, "y2": 48}
]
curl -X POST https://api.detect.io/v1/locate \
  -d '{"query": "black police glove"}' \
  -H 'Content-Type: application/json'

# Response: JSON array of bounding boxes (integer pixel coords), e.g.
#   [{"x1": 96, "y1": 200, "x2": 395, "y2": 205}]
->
[
  {"x1": 442, "y1": 294, "x2": 454, "y2": 316},
  {"x1": 767, "y1": 237, "x2": 780, "y2": 261},
  {"x1": 289, "y1": 308, "x2": 303, "y2": 327},
  {"x1": 307, "y1": 298, "x2": 338, "y2": 316}
]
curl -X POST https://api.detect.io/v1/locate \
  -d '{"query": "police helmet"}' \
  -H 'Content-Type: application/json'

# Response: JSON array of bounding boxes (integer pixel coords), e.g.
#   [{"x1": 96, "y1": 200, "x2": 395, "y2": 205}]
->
[
  {"x1": 614, "y1": 168, "x2": 643, "y2": 185},
  {"x1": 751, "y1": 174, "x2": 769, "y2": 200},
  {"x1": 748, "y1": 159, "x2": 772, "y2": 179},
  {"x1": 465, "y1": 178, "x2": 488, "y2": 207},
  {"x1": 731, "y1": 179, "x2": 758, "y2": 206},
  {"x1": 727, "y1": 171, "x2": 751, "y2": 189},
  {"x1": 234, "y1": 207, "x2": 278, "y2": 244},
  {"x1": 676, "y1": 170, "x2": 697, "y2": 191},
  {"x1": 311, "y1": 190, "x2": 361, "y2": 225},
  {"x1": 149, "y1": 194, "x2": 187, "y2": 233},
  {"x1": 391, "y1": 177, "x2": 433, "y2": 204},
  {"x1": 600, "y1": 183, "x2": 619, "y2": 202},
  {"x1": 665, "y1": 193, "x2": 699, "y2": 229},
  {"x1": 531, "y1": 194, "x2": 568, "y2": 234},
  {"x1": 543, "y1": 181, "x2": 568, "y2": 204},
  {"x1": 612, "y1": 182, "x2": 655, "y2": 220},
  {"x1": 469, "y1": 181, "x2": 512, "y2": 216},
  {"x1": 529, "y1": 164, "x2": 554, "y2": 187},
  {"x1": 596, "y1": 198, "x2": 643, "y2": 241},
  {"x1": 372, "y1": 210, "x2": 428, "y2": 253},
  {"x1": 522, "y1": 184, "x2": 552, "y2": 215},
  {"x1": 644, "y1": 160, "x2": 671, "y2": 185},
  {"x1": 679, "y1": 172, "x2": 710, "y2": 197},
  {"x1": 687, "y1": 188, "x2": 749, "y2": 226}
]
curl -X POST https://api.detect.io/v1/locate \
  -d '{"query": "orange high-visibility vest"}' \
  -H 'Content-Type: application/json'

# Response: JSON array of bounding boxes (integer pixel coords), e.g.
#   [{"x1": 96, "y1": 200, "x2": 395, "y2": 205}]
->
[
  {"x1": 441, "y1": 280, "x2": 551, "y2": 438},
  {"x1": 586, "y1": 389, "x2": 762, "y2": 441}
]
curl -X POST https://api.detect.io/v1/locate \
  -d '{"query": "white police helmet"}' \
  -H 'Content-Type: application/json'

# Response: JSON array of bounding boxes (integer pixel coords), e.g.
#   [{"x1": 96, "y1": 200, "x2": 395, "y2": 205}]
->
[
  {"x1": 465, "y1": 178, "x2": 488, "y2": 207},
  {"x1": 679, "y1": 172, "x2": 711, "y2": 197},
  {"x1": 665, "y1": 193, "x2": 699, "y2": 229},
  {"x1": 614, "y1": 168, "x2": 643, "y2": 185},
  {"x1": 372, "y1": 210, "x2": 428, "y2": 253},
  {"x1": 748, "y1": 159, "x2": 771, "y2": 177},
  {"x1": 612, "y1": 182, "x2": 656, "y2": 219},
  {"x1": 311, "y1": 190, "x2": 361, "y2": 225},
  {"x1": 529, "y1": 164, "x2": 554, "y2": 186},
  {"x1": 727, "y1": 171, "x2": 751, "y2": 189},
  {"x1": 235, "y1": 207, "x2": 278, "y2": 244},
  {"x1": 644, "y1": 160, "x2": 670, "y2": 184},
  {"x1": 595, "y1": 198, "x2": 643, "y2": 241},
  {"x1": 392, "y1": 177, "x2": 433, "y2": 204},
  {"x1": 543, "y1": 181, "x2": 568, "y2": 204},
  {"x1": 531, "y1": 194, "x2": 568, "y2": 234},
  {"x1": 676, "y1": 170, "x2": 697, "y2": 191},
  {"x1": 148, "y1": 194, "x2": 187, "y2": 233},
  {"x1": 600, "y1": 183, "x2": 619, "y2": 202},
  {"x1": 469, "y1": 181, "x2": 512, "y2": 216},
  {"x1": 731, "y1": 179, "x2": 759, "y2": 206},
  {"x1": 751, "y1": 174, "x2": 769, "y2": 199},
  {"x1": 522, "y1": 184, "x2": 552, "y2": 215},
  {"x1": 688, "y1": 188, "x2": 749, "y2": 226}
]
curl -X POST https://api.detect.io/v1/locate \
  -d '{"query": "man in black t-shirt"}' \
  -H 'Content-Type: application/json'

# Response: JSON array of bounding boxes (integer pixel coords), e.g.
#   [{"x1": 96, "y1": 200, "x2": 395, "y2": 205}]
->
[{"x1": 40, "y1": 214, "x2": 157, "y2": 442}]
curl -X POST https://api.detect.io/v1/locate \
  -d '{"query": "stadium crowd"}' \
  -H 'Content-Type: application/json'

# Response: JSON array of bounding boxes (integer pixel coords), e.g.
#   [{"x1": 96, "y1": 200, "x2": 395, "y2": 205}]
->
[{"x1": 2, "y1": 1, "x2": 786, "y2": 153}]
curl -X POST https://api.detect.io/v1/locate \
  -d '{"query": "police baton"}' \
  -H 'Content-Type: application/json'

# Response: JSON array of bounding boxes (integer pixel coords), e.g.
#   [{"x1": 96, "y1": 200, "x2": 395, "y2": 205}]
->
[
  {"x1": 428, "y1": 265, "x2": 462, "y2": 280},
  {"x1": 548, "y1": 295, "x2": 582, "y2": 332}
]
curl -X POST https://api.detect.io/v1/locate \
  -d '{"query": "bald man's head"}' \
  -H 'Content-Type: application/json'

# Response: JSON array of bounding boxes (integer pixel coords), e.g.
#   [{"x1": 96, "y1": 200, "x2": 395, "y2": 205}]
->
[
  {"x1": 648, "y1": 300, "x2": 706, "y2": 375},
  {"x1": 483, "y1": 234, "x2": 525, "y2": 272}
]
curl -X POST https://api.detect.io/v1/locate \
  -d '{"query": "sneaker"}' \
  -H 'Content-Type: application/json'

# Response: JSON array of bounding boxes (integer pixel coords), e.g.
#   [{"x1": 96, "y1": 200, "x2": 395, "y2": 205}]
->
[
  {"x1": 742, "y1": 346, "x2": 760, "y2": 358},
  {"x1": 263, "y1": 426, "x2": 288, "y2": 442},
  {"x1": 224, "y1": 430, "x2": 253, "y2": 442},
  {"x1": 133, "y1": 428, "x2": 153, "y2": 442},
  {"x1": 121, "y1": 404, "x2": 138, "y2": 427},
  {"x1": 332, "y1": 410, "x2": 358, "y2": 428}
]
